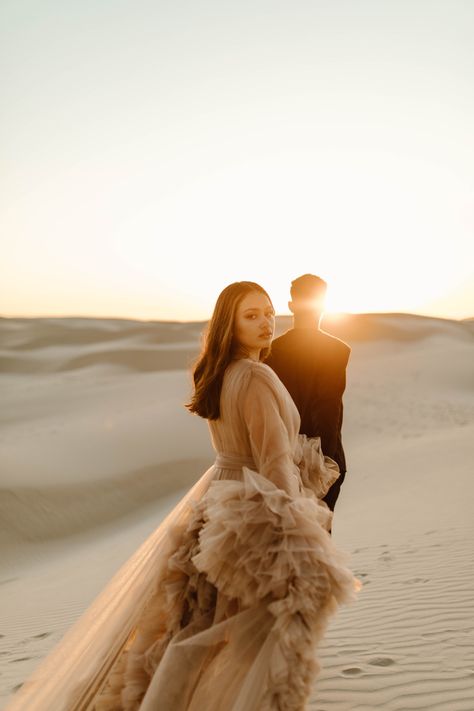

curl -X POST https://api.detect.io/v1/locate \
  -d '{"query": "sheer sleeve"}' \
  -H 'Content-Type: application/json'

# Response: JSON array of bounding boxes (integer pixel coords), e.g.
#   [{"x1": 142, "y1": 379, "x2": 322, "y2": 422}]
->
[
  {"x1": 242, "y1": 366, "x2": 301, "y2": 497},
  {"x1": 295, "y1": 434, "x2": 340, "y2": 500}
]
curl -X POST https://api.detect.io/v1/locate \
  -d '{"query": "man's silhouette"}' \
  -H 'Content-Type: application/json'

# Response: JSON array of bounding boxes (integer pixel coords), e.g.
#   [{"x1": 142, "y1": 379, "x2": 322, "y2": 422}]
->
[{"x1": 265, "y1": 274, "x2": 350, "y2": 514}]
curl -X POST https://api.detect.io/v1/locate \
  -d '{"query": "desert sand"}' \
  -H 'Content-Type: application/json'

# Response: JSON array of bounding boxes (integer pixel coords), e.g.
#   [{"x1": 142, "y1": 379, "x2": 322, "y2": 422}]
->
[{"x1": 1, "y1": 313, "x2": 473, "y2": 710}]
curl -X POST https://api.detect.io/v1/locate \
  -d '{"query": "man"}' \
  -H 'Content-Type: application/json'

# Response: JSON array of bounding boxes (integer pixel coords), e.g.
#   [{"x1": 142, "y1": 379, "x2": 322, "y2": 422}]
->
[{"x1": 265, "y1": 274, "x2": 350, "y2": 515}]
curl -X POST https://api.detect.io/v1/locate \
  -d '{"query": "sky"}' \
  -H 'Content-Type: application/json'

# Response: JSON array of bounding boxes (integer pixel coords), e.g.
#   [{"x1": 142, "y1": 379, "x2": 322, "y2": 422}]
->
[{"x1": 1, "y1": 0, "x2": 473, "y2": 321}]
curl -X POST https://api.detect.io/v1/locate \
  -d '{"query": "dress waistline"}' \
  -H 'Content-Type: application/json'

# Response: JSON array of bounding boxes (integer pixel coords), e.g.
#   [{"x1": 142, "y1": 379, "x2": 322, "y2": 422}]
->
[{"x1": 214, "y1": 452, "x2": 256, "y2": 470}]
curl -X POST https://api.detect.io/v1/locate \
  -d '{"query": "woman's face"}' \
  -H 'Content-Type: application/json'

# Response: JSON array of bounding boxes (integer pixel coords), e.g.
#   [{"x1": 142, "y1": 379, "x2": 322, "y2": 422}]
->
[{"x1": 234, "y1": 291, "x2": 275, "y2": 360}]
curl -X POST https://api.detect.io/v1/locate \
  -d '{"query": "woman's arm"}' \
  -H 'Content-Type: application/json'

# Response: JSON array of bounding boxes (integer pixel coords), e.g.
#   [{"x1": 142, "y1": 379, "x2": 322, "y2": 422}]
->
[{"x1": 242, "y1": 366, "x2": 300, "y2": 497}]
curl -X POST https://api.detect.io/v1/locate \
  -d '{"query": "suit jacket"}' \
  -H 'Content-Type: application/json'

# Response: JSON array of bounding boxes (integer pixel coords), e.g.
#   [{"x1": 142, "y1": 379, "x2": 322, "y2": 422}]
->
[{"x1": 265, "y1": 328, "x2": 350, "y2": 475}]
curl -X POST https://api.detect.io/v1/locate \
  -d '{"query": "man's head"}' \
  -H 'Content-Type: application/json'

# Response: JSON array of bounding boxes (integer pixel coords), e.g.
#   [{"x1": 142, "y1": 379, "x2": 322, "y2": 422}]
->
[{"x1": 289, "y1": 274, "x2": 327, "y2": 316}]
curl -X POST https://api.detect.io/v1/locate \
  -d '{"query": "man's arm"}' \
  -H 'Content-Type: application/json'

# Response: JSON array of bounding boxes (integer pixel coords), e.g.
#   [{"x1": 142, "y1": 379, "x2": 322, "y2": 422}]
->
[{"x1": 317, "y1": 344, "x2": 350, "y2": 463}]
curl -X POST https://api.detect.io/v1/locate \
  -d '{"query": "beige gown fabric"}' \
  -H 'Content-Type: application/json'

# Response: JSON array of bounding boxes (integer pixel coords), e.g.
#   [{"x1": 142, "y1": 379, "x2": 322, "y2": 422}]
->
[{"x1": 6, "y1": 359, "x2": 361, "y2": 711}]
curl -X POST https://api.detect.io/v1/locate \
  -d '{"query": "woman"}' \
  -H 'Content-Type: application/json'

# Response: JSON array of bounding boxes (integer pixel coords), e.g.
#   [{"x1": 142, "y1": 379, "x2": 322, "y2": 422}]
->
[{"x1": 6, "y1": 281, "x2": 360, "y2": 711}]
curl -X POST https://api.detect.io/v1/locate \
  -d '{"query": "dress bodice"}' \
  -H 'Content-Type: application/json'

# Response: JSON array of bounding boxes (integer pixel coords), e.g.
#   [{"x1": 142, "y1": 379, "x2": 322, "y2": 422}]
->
[{"x1": 208, "y1": 359, "x2": 302, "y2": 496}]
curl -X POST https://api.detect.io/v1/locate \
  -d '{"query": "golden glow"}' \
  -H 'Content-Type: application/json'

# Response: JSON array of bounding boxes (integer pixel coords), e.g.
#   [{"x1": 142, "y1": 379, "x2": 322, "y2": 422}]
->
[{"x1": 2, "y1": 3, "x2": 473, "y2": 322}]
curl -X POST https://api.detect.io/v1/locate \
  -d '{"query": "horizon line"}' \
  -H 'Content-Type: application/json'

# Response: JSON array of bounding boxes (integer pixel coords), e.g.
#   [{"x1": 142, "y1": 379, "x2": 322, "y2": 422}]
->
[{"x1": 1, "y1": 310, "x2": 472, "y2": 324}]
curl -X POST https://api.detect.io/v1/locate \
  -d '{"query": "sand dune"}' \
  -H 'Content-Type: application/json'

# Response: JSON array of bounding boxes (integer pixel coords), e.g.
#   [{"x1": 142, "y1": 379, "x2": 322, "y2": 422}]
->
[
  {"x1": 322, "y1": 311, "x2": 474, "y2": 343},
  {"x1": 0, "y1": 457, "x2": 212, "y2": 548},
  {"x1": 1, "y1": 313, "x2": 473, "y2": 709},
  {"x1": 0, "y1": 316, "x2": 204, "y2": 374},
  {"x1": 0, "y1": 317, "x2": 205, "y2": 350},
  {"x1": 1, "y1": 312, "x2": 472, "y2": 375}
]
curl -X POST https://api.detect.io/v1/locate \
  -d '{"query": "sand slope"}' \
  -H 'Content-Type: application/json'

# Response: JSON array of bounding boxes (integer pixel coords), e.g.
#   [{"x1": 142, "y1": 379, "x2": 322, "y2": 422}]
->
[{"x1": 1, "y1": 313, "x2": 473, "y2": 709}]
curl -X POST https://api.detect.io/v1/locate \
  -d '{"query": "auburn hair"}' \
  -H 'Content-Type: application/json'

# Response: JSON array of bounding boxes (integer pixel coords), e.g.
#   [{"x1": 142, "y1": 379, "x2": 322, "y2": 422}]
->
[{"x1": 186, "y1": 281, "x2": 273, "y2": 420}]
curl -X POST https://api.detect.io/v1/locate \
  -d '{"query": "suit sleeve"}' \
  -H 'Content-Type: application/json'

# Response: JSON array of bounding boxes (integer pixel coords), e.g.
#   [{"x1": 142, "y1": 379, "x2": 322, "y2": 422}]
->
[
  {"x1": 317, "y1": 346, "x2": 350, "y2": 460},
  {"x1": 242, "y1": 368, "x2": 300, "y2": 497}
]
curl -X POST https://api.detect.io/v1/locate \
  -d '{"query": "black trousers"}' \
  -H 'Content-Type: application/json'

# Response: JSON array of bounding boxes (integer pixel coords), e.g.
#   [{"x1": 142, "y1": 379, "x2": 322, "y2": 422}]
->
[{"x1": 322, "y1": 470, "x2": 346, "y2": 513}]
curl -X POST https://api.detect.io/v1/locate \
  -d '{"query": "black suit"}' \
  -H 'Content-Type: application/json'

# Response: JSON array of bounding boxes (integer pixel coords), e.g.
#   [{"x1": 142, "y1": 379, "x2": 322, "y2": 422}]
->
[{"x1": 265, "y1": 327, "x2": 350, "y2": 512}]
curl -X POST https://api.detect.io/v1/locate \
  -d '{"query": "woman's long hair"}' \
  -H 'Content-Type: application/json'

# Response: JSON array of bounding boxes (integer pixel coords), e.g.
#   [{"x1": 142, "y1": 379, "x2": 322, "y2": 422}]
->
[{"x1": 187, "y1": 281, "x2": 273, "y2": 420}]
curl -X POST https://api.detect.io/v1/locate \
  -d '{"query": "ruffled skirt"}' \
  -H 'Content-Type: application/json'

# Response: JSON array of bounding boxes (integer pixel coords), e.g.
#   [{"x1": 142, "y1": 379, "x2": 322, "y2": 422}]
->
[{"x1": 91, "y1": 465, "x2": 360, "y2": 711}]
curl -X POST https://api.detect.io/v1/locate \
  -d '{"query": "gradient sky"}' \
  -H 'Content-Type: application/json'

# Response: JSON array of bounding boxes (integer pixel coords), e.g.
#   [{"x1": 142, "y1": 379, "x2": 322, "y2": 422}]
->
[{"x1": 1, "y1": 0, "x2": 473, "y2": 321}]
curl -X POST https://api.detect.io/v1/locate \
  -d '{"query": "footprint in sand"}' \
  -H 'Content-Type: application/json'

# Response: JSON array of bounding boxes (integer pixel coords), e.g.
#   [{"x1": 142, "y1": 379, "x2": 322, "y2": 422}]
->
[
  {"x1": 405, "y1": 577, "x2": 429, "y2": 584},
  {"x1": 31, "y1": 632, "x2": 51, "y2": 639},
  {"x1": 342, "y1": 667, "x2": 362, "y2": 676},
  {"x1": 368, "y1": 657, "x2": 395, "y2": 667},
  {"x1": 9, "y1": 656, "x2": 33, "y2": 663}
]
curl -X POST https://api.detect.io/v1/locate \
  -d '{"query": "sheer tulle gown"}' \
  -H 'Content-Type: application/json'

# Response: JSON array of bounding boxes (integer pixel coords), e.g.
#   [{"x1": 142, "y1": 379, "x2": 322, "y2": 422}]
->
[{"x1": 6, "y1": 359, "x2": 361, "y2": 711}]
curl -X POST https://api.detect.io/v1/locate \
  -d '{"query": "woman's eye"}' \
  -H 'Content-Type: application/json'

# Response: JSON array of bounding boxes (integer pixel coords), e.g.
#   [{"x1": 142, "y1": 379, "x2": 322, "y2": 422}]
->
[{"x1": 245, "y1": 312, "x2": 273, "y2": 319}]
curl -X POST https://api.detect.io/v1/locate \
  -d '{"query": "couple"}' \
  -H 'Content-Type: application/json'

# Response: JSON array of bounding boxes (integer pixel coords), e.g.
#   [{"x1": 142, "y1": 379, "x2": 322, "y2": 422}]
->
[{"x1": 7, "y1": 275, "x2": 360, "y2": 711}]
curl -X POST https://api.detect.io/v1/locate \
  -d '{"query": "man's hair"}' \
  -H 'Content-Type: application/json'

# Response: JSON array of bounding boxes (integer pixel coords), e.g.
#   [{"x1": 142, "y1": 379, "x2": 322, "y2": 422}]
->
[{"x1": 290, "y1": 274, "x2": 327, "y2": 302}]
